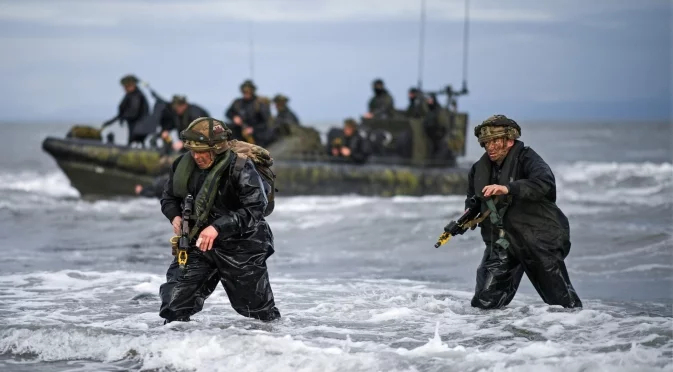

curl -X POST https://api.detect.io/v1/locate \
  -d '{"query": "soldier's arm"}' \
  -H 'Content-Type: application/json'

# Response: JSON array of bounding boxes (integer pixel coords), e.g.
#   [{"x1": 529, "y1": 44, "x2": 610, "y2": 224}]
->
[
  {"x1": 507, "y1": 148, "x2": 555, "y2": 201},
  {"x1": 103, "y1": 96, "x2": 127, "y2": 126},
  {"x1": 211, "y1": 158, "x2": 268, "y2": 238},
  {"x1": 160, "y1": 157, "x2": 183, "y2": 222}
]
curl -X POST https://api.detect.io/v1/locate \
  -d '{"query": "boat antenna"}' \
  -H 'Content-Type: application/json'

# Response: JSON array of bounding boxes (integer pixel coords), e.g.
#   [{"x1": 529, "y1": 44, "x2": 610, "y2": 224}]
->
[
  {"x1": 248, "y1": 20, "x2": 255, "y2": 80},
  {"x1": 417, "y1": 0, "x2": 426, "y2": 91},
  {"x1": 460, "y1": 0, "x2": 470, "y2": 94}
]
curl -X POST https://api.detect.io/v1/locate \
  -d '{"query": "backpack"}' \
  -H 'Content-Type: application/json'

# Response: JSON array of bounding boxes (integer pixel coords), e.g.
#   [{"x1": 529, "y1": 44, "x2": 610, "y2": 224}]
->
[{"x1": 228, "y1": 140, "x2": 276, "y2": 216}]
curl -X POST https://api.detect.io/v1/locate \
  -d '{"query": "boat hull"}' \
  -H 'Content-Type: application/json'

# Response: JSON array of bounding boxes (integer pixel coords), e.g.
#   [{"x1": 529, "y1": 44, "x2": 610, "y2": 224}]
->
[{"x1": 42, "y1": 137, "x2": 468, "y2": 197}]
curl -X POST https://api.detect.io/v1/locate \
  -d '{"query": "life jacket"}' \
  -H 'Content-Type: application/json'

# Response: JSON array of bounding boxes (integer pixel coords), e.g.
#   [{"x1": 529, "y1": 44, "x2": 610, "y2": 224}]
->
[{"x1": 172, "y1": 150, "x2": 235, "y2": 239}]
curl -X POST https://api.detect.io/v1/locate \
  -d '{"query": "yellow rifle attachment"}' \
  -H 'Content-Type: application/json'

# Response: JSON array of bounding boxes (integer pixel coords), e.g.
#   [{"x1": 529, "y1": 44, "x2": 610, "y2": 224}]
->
[
  {"x1": 177, "y1": 250, "x2": 188, "y2": 268},
  {"x1": 434, "y1": 231, "x2": 452, "y2": 248}
]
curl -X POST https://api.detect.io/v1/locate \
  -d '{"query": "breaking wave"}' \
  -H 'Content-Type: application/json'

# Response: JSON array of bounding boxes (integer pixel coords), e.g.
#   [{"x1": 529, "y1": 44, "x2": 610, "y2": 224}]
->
[
  {"x1": 555, "y1": 161, "x2": 672, "y2": 206},
  {"x1": 0, "y1": 270, "x2": 671, "y2": 372}
]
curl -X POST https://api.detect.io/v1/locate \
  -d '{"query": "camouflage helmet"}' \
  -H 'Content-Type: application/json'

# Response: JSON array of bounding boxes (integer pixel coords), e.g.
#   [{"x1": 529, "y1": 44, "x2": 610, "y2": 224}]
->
[
  {"x1": 171, "y1": 94, "x2": 187, "y2": 106},
  {"x1": 474, "y1": 114, "x2": 521, "y2": 147},
  {"x1": 180, "y1": 117, "x2": 232, "y2": 154},
  {"x1": 120, "y1": 74, "x2": 139, "y2": 86},
  {"x1": 272, "y1": 94, "x2": 289, "y2": 104},
  {"x1": 240, "y1": 79, "x2": 256, "y2": 93}
]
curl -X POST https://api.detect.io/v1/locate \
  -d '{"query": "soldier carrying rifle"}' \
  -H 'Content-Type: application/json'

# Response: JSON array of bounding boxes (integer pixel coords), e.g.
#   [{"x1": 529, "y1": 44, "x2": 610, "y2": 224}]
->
[{"x1": 435, "y1": 114, "x2": 582, "y2": 310}]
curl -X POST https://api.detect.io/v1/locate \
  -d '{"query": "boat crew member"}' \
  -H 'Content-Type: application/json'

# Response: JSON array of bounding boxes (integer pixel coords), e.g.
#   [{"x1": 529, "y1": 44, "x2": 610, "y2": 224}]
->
[
  {"x1": 224, "y1": 80, "x2": 273, "y2": 146},
  {"x1": 159, "y1": 95, "x2": 209, "y2": 143},
  {"x1": 422, "y1": 93, "x2": 452, "y2": 161},
  {"x1": 271, "y1": 94, "x2": 301, "y2": 137},
  {"x1": 464, "y1": 114, "x2": 583, "y2": 309},
  {"x1": 102, "y1": 74, "x2": 150, "y2": 146},
  {"x1": 406, "y1": 87, "x2": 428, "y2": 118},
  {"x1": 329, "y1": 118, "x2": 371, "y2": 164},
  {"x1": 363, "y1": 78, "x2": 395, "y2": 120},
  {"x1": 159, "y1": 117, "x2": 281, "y2": 323}
]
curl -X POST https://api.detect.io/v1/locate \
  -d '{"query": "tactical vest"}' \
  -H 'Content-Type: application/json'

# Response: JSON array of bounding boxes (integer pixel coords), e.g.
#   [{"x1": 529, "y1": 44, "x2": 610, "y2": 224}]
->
[
  {"x1": 172, "y1": 150, "x2": 235, "y2": 239},
  {"x1": 172, "y1": 150, "x2": 275, "y2": 239}
]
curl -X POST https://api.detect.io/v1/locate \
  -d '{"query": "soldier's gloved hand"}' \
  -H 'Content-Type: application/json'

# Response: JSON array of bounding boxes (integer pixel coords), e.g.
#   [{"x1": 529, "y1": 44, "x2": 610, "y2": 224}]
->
[
  {"x1": 196, "y1": 226, "x2": 218, "y2": 252},
  {"x1": 171, "y1": 216, "x2": 182, "y2": 235}
]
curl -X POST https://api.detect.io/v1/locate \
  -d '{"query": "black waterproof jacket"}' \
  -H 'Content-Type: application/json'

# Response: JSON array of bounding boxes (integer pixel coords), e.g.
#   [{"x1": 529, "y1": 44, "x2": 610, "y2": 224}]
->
[
  {"x1": 467, "y1": 142, "x2": 571, "y2": 258},
  {"x1": 161, "y1": 152, "x2": 272, "y2": 252},
  {"x1": 160, "y1": 104, "x2": 210, "y2": 133}
]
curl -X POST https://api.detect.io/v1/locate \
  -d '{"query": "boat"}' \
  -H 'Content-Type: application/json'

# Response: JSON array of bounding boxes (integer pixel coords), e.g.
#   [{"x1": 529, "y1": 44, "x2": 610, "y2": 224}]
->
[
  {"x1": 41, "y1": 107, "x2": 471, "y2": 198},
  {"x1": 41, "y1": 0, "x2": 474, "y2": 198}
]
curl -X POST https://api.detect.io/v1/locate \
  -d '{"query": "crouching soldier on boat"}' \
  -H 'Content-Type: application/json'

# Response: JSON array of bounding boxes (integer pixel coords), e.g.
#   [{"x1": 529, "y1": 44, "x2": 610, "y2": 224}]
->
[
  {"x1": 158, "y1": 117, "x2": 281, "y2": 323},
  {"x1": 461, "y1": 114, "x2": 582, "y2": 309},
  {"x1": 328, "y1": 118, "x2": 372, "y2": 164}
]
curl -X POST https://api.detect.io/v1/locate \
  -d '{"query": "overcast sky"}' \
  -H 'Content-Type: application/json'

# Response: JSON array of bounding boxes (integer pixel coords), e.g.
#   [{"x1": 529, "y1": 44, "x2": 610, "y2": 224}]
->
[{"x1": 0, "y1": 0, "x2": 670, "y2": 124}]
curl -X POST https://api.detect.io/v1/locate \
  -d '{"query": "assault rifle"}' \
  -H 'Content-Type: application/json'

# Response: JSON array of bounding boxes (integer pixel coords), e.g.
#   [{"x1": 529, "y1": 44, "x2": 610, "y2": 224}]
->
[
  {"x1": 170, "y1": 194, "x2": 194, "y2": 269},
  {"x1": 434, "y1": 196, "x2": 489, "y2": 248}
]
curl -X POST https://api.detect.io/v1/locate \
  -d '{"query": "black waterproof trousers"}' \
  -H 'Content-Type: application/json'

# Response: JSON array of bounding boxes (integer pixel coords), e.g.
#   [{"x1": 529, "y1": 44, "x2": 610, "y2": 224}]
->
[
  {"x1": 471, "y1": 235, "x2": 582, "y2": 309},
  {"x1": 159, "y1": 247, "x2": 280, "y2": 322}
]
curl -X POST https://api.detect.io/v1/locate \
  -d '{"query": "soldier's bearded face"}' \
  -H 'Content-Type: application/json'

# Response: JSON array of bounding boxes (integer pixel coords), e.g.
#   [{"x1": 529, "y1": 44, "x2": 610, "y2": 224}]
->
[
  {"x1": 191, "y1": 150, "x2": 215, "y2": 169},
  {"x1": 484, "y1": 138, "x2": 514, "y2": 163},
  {"x1": 242, "y1": 89, "x2": 253, "y2": 100}
]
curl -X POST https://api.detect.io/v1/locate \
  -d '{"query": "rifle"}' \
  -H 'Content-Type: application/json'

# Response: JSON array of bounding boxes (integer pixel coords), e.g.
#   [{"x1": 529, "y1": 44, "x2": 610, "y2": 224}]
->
[
  {"x1": 434, "y1": 196, "x2": 489, "y2": 248},
  {"x1": 170, "y1": 194, "x2": 194, "y2": 269}
]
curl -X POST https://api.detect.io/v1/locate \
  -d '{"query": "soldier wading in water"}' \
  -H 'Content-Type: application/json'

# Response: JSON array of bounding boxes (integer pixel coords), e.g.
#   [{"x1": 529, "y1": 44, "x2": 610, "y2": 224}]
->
[
  {"x1": 463, "y1": 115, "x2": 583, "y2": 309},
  {"x1": 159, "y1": 117, "x2": 280, "y2": 323}
]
